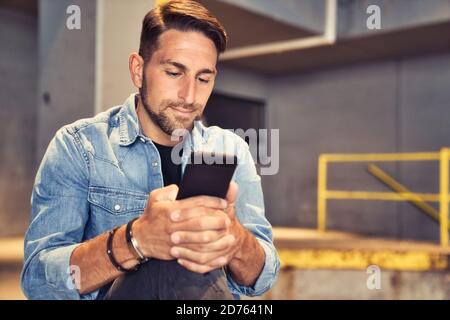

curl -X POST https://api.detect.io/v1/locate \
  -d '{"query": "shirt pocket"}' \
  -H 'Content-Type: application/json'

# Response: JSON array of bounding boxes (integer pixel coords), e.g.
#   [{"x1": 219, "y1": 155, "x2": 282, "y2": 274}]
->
[{"x1": 88, "y1": 186, "x2": 148, "y2": 216}]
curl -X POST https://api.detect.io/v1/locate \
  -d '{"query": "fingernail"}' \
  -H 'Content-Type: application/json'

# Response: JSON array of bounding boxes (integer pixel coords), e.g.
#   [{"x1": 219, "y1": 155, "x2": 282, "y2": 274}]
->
[
  {"x1": 171, "y1": 210, "x2": 180, "y2": 221},
  {"x1": 221, "y1": 199, "x2": 227, "y2": 208},
  {"x1": 171, "y1": 247, "x2": 180, "y2": 257},
  {"x1": 171, "y1": 233, "x2": 180, "y2": 244},
  {"x1": 218, "y1": 257, "x2": 227, "y2": 265}
]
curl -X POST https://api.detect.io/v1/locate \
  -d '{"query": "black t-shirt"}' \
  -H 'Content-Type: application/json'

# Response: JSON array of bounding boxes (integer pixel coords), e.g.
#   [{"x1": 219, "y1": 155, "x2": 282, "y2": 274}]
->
[{"x1": 153, "y1": 141, "x2": 182, "y2": 187}]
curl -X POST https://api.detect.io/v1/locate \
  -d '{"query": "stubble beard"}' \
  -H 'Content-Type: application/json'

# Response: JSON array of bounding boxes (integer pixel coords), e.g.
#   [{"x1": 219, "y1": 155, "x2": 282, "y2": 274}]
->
[{"x1": 139, "y1": 75, "x2": 203, "y2": 137}]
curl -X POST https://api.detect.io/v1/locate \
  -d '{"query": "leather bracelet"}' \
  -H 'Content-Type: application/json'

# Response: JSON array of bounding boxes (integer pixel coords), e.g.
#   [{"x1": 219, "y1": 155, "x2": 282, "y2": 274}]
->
[
  {"x1": 126, "y1": 218, "x2": 148, "y2": 264},
  {"x1": 107, "y1": 226, "x2": 139, "y2": 273}
]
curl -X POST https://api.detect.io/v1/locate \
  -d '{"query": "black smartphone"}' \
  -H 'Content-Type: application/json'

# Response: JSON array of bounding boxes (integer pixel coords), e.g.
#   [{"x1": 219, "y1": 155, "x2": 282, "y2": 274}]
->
[{"x1": 176, "y1": 152, "x2": 238, "y2": 200}]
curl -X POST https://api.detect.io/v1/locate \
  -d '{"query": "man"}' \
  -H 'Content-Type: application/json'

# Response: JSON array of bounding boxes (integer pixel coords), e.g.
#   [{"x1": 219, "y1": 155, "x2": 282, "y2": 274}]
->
[{"x1": 21, "y1": 0, "x2": 279, "y2": 300}]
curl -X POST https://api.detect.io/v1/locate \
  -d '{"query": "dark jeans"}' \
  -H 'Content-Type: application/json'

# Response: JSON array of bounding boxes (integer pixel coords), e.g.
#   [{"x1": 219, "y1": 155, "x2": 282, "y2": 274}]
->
[{"x1": 104, "y1": 259, "x2": 234, "y2": 300}]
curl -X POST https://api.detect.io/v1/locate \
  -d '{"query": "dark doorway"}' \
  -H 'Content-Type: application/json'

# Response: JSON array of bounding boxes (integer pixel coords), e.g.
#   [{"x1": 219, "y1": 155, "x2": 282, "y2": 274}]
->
[
  {"x1": 203, "y1": 92, "x2": 266, "y2": 164},
  {"x1": 203, "y1": 92, "x2": 265, "y2": 134}
]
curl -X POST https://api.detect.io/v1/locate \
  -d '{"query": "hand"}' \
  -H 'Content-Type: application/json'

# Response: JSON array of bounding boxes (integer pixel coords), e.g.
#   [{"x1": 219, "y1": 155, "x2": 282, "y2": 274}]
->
[
  {"x1": 170, "y1": 181, "x2": 247, "y2": 273},
  {"x1": 133, "y1": 184, "x2": 229, "y2": 260}
]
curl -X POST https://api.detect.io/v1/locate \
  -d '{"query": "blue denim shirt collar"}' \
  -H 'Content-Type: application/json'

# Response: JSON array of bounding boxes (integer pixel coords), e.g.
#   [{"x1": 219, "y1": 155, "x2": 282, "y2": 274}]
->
[{"x1": 118, "y1": 94, "x2": 208, "y2": 150}]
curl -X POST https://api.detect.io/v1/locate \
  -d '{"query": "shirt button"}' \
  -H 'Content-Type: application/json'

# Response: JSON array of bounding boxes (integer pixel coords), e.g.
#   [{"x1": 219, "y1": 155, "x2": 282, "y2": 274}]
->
[
  {"x1": 140, "y1": 137, "x2": 145, "y2": 143},
  {"x1": 114, "y1": 204, "x2": 121, "y2": 211},
  {"x1": 152, "y1": 161, "x2": 158, "y2": 167}
]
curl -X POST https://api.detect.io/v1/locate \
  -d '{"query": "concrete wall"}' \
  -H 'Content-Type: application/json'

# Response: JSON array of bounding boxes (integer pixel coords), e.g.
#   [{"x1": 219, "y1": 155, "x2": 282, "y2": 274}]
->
[
  {"x1": 397, "y1": 53, "x2": 450, "y2": 241},
  {"x1": 212, "y1": 0, "x2": 450, "y2": 242},
  {"x1": 220, "y1": 0, "x2": 325, "y2": 33},
  {"x1": 214, "y1": 65, "x2": 269, "y2": 101},
  {"x1": 37, "y1": 0, "x2": 96, "y2": 161},
  {"x1": 217, "y1": 0, "x2": 450, "y2": 41},
  {"x1": 1, "y1": 0, "x2": 449, "y2": 242},
  {"x1": 264, "y1": 52, "x2": 450, "y2": 241},
  {"x1": 0, "y1": 7, "x2": 37, "y2": 236},
  {"x1": 339, "y1": 0, "x2": 450, "y2": 37},
  {"x1": 96, "y1": 0, "x2": 154, "y2": 113},
  {"x1": 0, "y1": 0, "x2": 97, "y2": 236},
  {"x1": 0, "y1": 0, "x2": 149, "y2": 237}
]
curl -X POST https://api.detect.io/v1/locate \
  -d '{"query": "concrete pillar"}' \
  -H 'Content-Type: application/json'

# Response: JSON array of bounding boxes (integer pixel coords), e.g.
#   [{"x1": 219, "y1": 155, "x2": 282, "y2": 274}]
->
[
  {"x1": 95, "y1": 0, "x2": 155, "y2": 113},
  {"x1": 37, "y1": 0, "x2": 96, "y2": 161}
]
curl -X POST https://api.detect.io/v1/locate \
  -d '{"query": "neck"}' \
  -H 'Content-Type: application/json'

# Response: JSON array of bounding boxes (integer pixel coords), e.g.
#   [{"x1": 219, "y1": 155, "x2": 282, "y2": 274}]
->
[{"x1": 136, "y1": 96, "x2": 179, "y2": 147}]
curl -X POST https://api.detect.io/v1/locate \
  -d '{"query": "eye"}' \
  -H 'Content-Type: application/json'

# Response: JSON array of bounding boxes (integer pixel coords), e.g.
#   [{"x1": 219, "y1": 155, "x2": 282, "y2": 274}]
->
[
  {"x1": 166, "y1": 71, "x2": 181, "y2": 78},
  {"x1": 198, "y1": 77, "x2": 210, "y2": 84}
]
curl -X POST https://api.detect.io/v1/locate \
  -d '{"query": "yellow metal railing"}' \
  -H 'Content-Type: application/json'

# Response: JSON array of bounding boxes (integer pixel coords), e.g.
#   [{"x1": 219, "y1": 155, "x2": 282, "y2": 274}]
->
[
  {"x1": 368, "y1": 164, "x2": 448, "y2": 226},
  {"x1": 317, "y1": 149, "x2": 450, "y2": 247}
]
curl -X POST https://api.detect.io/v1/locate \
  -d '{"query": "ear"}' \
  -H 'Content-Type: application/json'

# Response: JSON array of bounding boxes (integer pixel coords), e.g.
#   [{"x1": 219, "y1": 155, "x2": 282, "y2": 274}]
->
[{"x1": 129, "y1": 53, "x2": 145, "y2": 89}]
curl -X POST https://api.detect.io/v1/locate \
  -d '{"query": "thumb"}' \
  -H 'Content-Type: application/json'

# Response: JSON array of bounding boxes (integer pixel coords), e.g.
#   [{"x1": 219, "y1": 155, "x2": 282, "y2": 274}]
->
[
  {"x1": 151, "y1": 184, "x2": 179, "y2": 202},
  {"x1": 225, "y1": 181, "x2": 238, "y2": 206}
]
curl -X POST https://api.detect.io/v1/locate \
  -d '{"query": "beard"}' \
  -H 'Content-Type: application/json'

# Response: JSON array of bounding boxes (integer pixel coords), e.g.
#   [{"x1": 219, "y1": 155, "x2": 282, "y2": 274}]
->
[{"x1": 139, "y1": 75, "x2": 203, "y2": 136}]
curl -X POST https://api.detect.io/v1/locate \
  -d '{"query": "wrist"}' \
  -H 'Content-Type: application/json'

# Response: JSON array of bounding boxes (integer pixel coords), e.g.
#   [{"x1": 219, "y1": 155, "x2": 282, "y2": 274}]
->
[
  {"x1": 126, "y1": 217, "x2": 148, "y2": 264},
  {"x1": 230, "y1": 225, "x2": 248, "y2": 262},
  {"x1": 112, "y1": 225, "x2": 140, "y2": 269},
  {"x1": 226, "y1": 229, "x2": 266, "y2": 287},
  {"x1": 132, "y1": 217, "x2": 153, "y2": 259}
]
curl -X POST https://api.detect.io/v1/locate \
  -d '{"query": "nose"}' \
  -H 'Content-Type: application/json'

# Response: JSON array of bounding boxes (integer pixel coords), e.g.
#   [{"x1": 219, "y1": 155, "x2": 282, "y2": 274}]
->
[{"x1": 178, "y1": 77, "x2": 196, "y2": 106}]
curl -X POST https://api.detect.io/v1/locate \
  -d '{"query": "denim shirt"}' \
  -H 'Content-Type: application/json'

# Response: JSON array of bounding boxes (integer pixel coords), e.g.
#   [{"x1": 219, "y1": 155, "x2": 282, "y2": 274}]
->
[{"x1": 21, "y1": 94, "x2": 280, "y2": 300}]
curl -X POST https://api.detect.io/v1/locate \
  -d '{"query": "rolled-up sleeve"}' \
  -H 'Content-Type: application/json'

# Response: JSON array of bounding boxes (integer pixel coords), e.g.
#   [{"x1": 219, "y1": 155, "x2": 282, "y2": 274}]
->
[
  {"x1": 225, "y1": 141, "x2": 280, "y2": 297},
  {"x1": 21, "y1": 127, "x2": 98, "y2": 300}
]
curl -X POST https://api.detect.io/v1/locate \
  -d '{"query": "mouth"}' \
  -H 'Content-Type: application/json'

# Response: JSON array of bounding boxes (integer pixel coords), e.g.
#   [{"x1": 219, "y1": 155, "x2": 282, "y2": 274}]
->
[{"x1": 169, "y1": 106, "x2": 195, "y2": 117}]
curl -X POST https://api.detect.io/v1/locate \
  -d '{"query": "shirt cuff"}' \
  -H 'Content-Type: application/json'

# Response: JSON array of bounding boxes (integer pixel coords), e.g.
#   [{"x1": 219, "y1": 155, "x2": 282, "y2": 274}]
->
[
  {"x1": 226, "y1": 239, "x2": 280, "y2": 297},
  {"x1": 43, "y1": 244, "x2": 99, "y2": 300}
]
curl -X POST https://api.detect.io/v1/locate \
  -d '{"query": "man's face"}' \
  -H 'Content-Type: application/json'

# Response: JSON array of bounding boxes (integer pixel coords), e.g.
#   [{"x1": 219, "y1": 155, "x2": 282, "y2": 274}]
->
[{"x1": 140, "y1": 29, "x2": 218, "y2": 136}]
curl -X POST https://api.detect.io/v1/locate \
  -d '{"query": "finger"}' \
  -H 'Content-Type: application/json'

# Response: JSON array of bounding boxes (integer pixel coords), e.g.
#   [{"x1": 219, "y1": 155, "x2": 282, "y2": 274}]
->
[
  {"x1": 171, "y1": 229, "x2": 227, "y2": 244},
  {"x1": 170, "y1": 206, "x2": 226, "y2": 222},
  {"x1": 177, "y1": 256, "x2": 229, "y2": 274},
  {"x1": 150, "y1": 184, "x2": 179, "y2": 203},
  {"x1": 176, "y1": 259, "x2": 215, "y2": 274},
  {"x1": 175, "y1": 195, "x2": 227, "y2": 211},
  {"x1": 170, "y1": 215, "x2": 231, "y2": 232},
  {"x1": 224, "y1": 203, "x2": 236, "y2": 220},
  {"x1": 207, "y1": 255, "x2": 230, "y2": 268},
  {"x1": 171, "y1": 245, "x2": 228, "y2": 265},
  {"x1": 176, "y1": 234, "x2": 235, "y2": 252},
  {"x1": 225, "y1": 181, "x2": 239, "y2": 206}
]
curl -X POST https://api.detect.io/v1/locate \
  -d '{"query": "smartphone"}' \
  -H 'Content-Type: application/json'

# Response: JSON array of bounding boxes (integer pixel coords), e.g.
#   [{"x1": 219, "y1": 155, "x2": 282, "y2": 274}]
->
[{"x1": 176, "y1": 152, "x2": 238, "y2": 200}]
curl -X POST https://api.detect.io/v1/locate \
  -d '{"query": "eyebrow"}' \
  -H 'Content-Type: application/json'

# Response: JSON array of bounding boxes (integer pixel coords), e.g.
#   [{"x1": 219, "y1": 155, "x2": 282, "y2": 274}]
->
[{"x1": 160, "y1": 59, "x2": 216, "y2": 76}]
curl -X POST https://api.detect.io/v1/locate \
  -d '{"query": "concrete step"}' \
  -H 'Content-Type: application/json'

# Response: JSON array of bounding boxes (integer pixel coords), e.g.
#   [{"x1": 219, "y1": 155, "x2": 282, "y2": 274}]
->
[
  {"x1": 273, "y1": 228, "x2": 450, "y2": 272},
  {"x1": 243, "y1": 228, "x2": 450, "y2": 299},
  {"x1": 249, "y1": 268, "x2": 450, "y2": 300},
  {"x1": 2, "y1": 229, "x2": 449, "y2": 300},
  {"x1": 0, "y1": 237, "x2": 25, "y2": 300}
]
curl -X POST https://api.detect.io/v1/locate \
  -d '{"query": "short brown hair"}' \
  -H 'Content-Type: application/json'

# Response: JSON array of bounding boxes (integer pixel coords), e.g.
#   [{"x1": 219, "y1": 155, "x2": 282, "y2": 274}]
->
[{"x1": 138, "y1": 0, "x2": 228, "y2": 63}]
